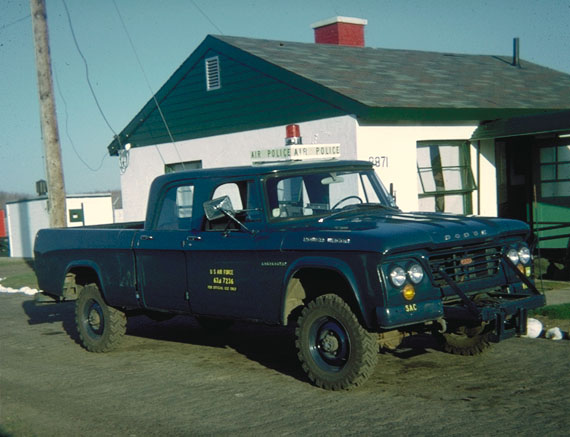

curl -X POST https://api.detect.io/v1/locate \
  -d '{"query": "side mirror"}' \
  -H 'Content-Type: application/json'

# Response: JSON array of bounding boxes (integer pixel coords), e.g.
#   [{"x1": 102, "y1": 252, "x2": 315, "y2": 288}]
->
[{"x1": 203, "y1": 196, "x2": 234, "y2": 221}]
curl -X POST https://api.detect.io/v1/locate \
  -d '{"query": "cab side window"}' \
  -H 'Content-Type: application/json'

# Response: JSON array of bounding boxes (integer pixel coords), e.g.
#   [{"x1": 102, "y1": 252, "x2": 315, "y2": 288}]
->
[
  {"x1": 205, "y1": 180, "x2": 259, "y2": 230},
  {"x1": 156, "y1": 184, "x2": 195, "y2": 230},
  {"x1": 212, "y1": 183, "x2": 244, "y2": 210}
]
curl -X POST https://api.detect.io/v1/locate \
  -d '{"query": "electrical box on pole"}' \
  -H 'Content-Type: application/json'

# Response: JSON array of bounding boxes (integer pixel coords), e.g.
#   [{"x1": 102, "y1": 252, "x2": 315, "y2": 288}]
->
[{"x1": 30, "y1": 0, "x2": 67, "y2": 228}]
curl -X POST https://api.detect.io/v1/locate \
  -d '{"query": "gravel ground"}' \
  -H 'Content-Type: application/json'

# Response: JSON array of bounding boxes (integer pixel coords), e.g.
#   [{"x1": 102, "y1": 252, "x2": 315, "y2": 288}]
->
[{"x1": 1, "y1": 293, "x2": 569, "y2": 437}]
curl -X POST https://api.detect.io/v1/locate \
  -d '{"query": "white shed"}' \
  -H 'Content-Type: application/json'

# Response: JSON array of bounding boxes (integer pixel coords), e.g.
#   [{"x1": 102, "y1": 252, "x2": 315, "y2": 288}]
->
[{"x1": 6, "y1": 193, "x2": 114, "y2": 258}]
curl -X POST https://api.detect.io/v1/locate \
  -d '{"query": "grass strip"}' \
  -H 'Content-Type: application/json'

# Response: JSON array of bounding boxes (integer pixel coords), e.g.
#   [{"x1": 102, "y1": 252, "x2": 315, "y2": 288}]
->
[
  {"x1": 530, "y1": 303, "x2": 570, "y2": 320},
  {"x1": 0, "y1": 258, "x2": 39, "y2": 289}
]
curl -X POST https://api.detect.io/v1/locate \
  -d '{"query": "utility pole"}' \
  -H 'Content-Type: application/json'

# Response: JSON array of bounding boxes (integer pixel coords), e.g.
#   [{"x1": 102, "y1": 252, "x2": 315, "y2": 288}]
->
[{"x1": 30, "y1": 0, "x2": 67, "y2": 228}]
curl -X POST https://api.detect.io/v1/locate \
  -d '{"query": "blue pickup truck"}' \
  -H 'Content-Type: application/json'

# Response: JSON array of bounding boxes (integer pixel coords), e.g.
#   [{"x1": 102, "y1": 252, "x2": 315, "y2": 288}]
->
[{"x1": 34, "y1": 159, "x2": 545, "y2": 390}]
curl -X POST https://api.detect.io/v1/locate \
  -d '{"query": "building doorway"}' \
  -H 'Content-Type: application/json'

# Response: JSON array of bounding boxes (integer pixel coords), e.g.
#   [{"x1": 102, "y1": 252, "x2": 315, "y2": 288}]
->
[
  {"x1": 495, "y1": 137, "x2": 534, "y2": 224},
  {"x1": 496, "y1": 134, "x2": 570, "y2": 278}
]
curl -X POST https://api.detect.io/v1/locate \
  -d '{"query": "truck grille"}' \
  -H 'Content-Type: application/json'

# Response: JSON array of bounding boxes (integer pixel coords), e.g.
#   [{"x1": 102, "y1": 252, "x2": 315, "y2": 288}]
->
[{"x1": 428, "y1": 244, "x2": 502, "y2": 287}]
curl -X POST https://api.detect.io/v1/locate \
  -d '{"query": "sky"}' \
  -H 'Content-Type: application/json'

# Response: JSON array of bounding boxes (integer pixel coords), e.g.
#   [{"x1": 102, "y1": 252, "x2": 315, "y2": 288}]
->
[{"x1": 1, "y1": 0, "x2": 569, "y2": 196}]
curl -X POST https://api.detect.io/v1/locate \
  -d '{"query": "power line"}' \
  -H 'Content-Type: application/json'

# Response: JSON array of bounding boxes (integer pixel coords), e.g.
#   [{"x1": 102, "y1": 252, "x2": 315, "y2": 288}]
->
[
  {"x1": 111, "y1": 0, "x2": 182, "y2": 168},
  {"x1": 190, "y1": 0, "x2": 224, "y2": 35},
  {"x1": 110, "y1": 0, "x2": 225, "y2": 171},
  {"x1": 62, "y1": 0, "x2": 225, "y2": 175},
  {"x1": 61, "y1": 0, "x2": 119, "y2": 142},
  {"x1": 54, "y1": 66, "x2": 108, "y2": 172},
  {"x1": 0, "y1": 14, "x2": 30, "y2": 32}
]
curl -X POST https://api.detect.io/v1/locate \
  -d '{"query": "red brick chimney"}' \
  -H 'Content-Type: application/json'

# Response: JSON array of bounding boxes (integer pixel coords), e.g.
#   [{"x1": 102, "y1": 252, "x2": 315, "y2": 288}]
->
[{"x1": 311, "y1": 16, "x2": 367, "y2": 47}]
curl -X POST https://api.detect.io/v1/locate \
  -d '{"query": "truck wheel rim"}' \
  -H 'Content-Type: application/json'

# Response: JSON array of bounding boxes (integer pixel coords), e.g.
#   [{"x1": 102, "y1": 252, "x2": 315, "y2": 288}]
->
[
  {"x1": 86, "y1": 300, "x2": 104, "y2": 337},
  {"x1": 308, "y1": 316, "x2": 350, "y2": 372}
]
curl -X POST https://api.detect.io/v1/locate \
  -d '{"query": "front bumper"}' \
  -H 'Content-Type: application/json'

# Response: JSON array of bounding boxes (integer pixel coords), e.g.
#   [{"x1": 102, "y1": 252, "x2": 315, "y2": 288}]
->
[
  {"x1": 443, "y1": 293, "x2": 546, "y2": 341},
  {"x1": 376, "y1": 299, "x2": 444, "y2": 329},
  {"x1": 374, "y1": 254, "x2": 546, "y2": 339},
  {"x1": 438, "y1": 255, "x2": 546, "y2": 341}
]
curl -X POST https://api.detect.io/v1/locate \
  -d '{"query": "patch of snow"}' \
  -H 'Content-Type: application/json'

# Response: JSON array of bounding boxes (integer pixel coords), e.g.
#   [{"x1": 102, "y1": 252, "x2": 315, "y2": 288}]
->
[
  {"x1": 0, "y1": 284, "x2": 39, "y2": 295},
  {"x1": 545, "y1": 327, "x2": 565, "y2": 341},
  {"x1": 521, "y1": 318, "x2": 543, "y2": 338}
]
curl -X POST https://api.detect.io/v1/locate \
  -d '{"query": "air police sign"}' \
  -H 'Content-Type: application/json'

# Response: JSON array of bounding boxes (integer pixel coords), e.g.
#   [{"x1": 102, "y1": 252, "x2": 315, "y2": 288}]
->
[{"x1": 251, "y1": 144, "x2": 341, "y2": 163}]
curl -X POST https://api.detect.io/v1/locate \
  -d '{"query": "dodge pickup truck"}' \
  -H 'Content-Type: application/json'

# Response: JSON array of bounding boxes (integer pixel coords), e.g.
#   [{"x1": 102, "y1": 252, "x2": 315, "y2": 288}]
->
[{"x1": 34, "y1": 159, "x2": 545, "y2": 390}]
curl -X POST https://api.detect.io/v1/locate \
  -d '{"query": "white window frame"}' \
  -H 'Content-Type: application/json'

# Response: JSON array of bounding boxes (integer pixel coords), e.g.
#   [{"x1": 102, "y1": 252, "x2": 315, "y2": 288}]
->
[{"x1": 417, "y1": 140, "x2": 476, "y2": 214}]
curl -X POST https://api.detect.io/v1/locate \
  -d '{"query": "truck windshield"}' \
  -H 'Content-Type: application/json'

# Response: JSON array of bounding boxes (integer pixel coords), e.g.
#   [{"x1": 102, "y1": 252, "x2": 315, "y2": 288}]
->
[{"x1": 265, "y1": 169, "x2": 394, "y2": 220}]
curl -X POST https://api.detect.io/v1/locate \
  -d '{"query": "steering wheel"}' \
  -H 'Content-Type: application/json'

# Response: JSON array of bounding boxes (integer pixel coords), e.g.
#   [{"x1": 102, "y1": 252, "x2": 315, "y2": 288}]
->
[{"x1": 331, "y1": 195, "x2": 363, "y2": 210}]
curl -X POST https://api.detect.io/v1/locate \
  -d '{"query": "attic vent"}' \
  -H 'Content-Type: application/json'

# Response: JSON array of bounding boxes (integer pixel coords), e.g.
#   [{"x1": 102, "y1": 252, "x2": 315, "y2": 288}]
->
[{"x1": 205, "y1": 56, "x2": 221, "y2": 91}]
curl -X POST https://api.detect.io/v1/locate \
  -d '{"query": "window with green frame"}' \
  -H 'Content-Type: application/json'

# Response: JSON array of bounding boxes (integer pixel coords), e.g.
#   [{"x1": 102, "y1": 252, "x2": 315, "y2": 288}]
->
[
  {"x1": 417, "y1": 141, "x2": 476, "y2": 214},
  {"x1": 539, "y1": 143, "x2": 570, "y2": 199}
]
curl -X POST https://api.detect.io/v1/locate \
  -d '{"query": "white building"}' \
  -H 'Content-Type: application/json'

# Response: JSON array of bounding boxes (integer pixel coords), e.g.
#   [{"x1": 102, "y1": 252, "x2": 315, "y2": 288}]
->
[
  {"x1": 6, "y1": 194, "x2": 114, "y2": 258},
  {"x1": 119, "y1": 117, "x2": 491, "y2": 221},
  {"x1": 106, "y1": 17, "x2": 570, "y2": 237}
]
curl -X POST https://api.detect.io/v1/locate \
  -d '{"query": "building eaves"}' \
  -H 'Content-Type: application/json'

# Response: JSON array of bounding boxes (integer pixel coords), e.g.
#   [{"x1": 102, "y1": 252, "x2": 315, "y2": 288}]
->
[
  {"x1": 108, "y1": 35, "x2": 366, "y2": 155},
  {"x1": 108, "y1": 34, "x2": 570, "y2": 155}
]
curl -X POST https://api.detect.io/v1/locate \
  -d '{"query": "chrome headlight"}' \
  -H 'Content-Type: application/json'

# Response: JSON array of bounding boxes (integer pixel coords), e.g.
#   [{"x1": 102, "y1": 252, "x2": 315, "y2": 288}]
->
[
  {"x1": 407, "y1": 263, "x2": 424, "y2": 284},
  {"x1": 389, "y1": 266, "x2": 407, "y2": 287},
  {"x1": 518, "y1": 246, "x2": 531, "y2": 265},
  {"x1": 506, "y1": 248, "x2": 519, "y2": 264}
]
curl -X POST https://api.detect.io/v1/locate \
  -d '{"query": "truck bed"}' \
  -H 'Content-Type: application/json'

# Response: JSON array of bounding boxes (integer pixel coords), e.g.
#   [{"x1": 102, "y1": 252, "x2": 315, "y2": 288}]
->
[{"x1": 34, "y1": 226, "x2": 141, "y2": 307}]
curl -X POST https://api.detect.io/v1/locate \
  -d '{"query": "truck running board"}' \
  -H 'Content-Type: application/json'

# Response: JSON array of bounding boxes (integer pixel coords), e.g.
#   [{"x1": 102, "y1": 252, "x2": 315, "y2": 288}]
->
[{"x1": 34, "y1": 292, "x2": 60, "y2": 305}]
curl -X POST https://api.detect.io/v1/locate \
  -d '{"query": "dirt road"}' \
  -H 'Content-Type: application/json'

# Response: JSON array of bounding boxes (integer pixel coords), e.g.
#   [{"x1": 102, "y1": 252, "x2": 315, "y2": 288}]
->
[{"x1": 1, "y1": 293, "x2": 568, "y2": 436}]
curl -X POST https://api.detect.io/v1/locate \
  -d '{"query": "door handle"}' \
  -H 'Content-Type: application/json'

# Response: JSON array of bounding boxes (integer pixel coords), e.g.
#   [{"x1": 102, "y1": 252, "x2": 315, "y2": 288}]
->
[
  {"x1": 182, "y1": 235, "x2": 202, "y2": 248},
  {"x1": 140, "y1": 235, "x2": 154, "y2": 241}
]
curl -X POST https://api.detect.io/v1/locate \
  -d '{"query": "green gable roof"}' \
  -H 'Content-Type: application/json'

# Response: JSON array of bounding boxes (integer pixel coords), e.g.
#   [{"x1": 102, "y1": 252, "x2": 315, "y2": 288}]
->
[{"x1": 109, "y1": 35, "x2": 570, "y2": 155}]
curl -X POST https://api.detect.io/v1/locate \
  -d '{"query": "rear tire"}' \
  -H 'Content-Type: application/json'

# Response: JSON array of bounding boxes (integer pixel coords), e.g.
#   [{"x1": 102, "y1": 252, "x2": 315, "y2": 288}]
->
[
  {"x1": 75, "y1": 283, "x2": 126, "y2": 352},
  {"x1": 295, "y1": 294, "x2": 378, "y2": 390}
]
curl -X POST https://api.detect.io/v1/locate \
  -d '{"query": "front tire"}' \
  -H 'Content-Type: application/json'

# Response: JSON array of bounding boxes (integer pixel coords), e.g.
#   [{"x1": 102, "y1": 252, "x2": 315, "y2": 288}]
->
[
  {"x1": 75, "y1": 283, "x2": 126, "y2": 352},
  {"x1": 295, "y1": 294, "x2": 378, "y2": 390},
  {"x1": 438, "y1": 323, "x2": 492, "y2": 356}
]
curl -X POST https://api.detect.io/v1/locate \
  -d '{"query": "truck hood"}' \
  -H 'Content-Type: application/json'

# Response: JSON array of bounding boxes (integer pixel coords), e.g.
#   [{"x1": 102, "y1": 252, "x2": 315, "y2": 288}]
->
[{"x1": 280, "y1": 208, "x2": 530, "y2": 254}]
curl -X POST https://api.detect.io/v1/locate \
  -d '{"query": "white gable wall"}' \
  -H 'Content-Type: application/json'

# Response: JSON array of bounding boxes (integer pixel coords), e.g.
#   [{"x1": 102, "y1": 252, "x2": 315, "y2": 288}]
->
[
  {"x1": 120, "y1": 116, "x2": 358, "y2": 222},
  {"x1": 355, "y1": 125, "x2": 485, "y2": 212},
  {"x1": 119, "y1": 118, "x2": 498, "y2": 222}
]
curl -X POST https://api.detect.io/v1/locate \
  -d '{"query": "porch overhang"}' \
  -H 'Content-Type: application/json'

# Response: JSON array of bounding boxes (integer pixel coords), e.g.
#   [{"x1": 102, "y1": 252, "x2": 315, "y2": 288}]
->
[{"x1": 471, "y1": 110, "x2": 570, "y2": 140}]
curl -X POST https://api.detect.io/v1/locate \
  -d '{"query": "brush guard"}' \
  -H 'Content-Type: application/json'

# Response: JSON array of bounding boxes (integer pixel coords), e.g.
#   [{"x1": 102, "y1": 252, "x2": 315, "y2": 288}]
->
[{"x1": 437, "y1": 255, "x2": 546, "y2": 342}]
